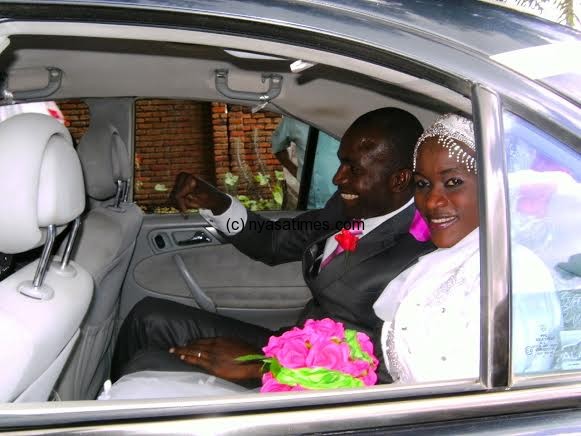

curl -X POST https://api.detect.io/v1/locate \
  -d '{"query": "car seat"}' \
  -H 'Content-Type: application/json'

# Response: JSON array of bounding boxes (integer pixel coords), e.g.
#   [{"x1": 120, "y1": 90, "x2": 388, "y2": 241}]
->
[
  {"x1": 55, "y1": 101, "x2": 143, "y2": 400},
  {"x1": 0, "y1": 113, "x2": 93, "y2": 402}
]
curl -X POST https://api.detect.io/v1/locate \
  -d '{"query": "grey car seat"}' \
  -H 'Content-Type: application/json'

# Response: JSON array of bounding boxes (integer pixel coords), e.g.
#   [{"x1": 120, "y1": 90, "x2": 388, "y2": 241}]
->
[
  {"x1": 0, "y1": 113, "x2": 93, "y2": 402},
  {"x1": 55, "y1": 104, "x2": 143, "y2": 400}
]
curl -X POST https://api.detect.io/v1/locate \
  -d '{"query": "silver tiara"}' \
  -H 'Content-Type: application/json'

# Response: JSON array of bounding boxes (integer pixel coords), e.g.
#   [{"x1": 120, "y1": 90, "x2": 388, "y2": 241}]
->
[{"x1": 413, "y1": 113, "x2": 477, "y2": 173}]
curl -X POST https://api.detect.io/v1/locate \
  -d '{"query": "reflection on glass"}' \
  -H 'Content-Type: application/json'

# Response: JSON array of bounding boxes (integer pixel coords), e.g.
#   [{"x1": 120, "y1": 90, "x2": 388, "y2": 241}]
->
[{"x1": 504, "y1": 111, "x2": 581, "y2": 373}]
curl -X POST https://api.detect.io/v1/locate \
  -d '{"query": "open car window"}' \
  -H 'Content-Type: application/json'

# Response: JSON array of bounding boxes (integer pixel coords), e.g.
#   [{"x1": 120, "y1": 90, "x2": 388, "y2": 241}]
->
[
  {"x1": 0, "y1": 5, "x2": 579, "y2": 433},
  {"x1": 130, "y1": 100, "x2": 340, "y2": 214}
]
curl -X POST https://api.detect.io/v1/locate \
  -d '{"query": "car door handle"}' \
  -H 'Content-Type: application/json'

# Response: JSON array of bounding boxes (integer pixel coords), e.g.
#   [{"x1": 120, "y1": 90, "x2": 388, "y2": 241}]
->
[
  {"x1": 176, "y1": 231, "x2": 212, "y2": 246},
  {"x1": 173, "y1": 254, "x2": 217, "y2": 313}
]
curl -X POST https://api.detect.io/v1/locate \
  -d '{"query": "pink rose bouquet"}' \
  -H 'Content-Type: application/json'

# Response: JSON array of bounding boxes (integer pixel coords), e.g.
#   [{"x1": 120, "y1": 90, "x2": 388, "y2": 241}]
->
[{"x1": 237, "y1": 318, "x2": 379, "y2": 392}]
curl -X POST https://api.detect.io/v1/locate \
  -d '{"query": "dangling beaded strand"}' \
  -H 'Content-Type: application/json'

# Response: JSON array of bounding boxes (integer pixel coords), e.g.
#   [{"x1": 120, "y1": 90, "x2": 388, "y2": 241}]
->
[{"x1": 413, "y1": 114, "x2": 477, "y2": 174}]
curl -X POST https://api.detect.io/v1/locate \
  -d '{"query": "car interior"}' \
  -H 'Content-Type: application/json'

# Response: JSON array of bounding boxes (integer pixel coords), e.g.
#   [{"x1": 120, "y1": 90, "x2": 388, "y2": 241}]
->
[{"x1": 0, "y1": 22, "x2": 578, "y2": 406}]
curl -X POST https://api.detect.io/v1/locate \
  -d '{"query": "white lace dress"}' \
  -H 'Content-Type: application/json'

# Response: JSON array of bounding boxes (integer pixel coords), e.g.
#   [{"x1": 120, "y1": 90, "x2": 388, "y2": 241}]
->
[{"x1": 373, "y1": 229, "x2": 562, "y2": 384}]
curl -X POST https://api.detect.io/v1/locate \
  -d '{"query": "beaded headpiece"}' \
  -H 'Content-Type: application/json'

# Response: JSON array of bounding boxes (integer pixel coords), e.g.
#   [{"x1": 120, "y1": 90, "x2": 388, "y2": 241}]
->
[{"x1": 413, "y1": 113, "x2": 477, "y2": 173}]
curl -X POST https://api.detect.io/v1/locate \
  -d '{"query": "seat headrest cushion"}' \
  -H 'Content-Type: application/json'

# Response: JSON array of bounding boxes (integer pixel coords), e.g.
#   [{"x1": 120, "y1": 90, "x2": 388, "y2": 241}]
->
[
  {"x1": 0, "y1": 113, "x2": 85, "y2": 253},
  {"x1": 77, "y1": 123, "x2": 131, "y2": 200}
]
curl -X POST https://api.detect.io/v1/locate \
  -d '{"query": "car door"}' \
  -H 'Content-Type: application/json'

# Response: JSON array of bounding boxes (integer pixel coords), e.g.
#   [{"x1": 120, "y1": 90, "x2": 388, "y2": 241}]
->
[
  {"x1": 118, "y1": 100, "x2": 339, "y2": 329},
  {"x1": 0, "y1": 1, "x2": 579, "y2": 434}
]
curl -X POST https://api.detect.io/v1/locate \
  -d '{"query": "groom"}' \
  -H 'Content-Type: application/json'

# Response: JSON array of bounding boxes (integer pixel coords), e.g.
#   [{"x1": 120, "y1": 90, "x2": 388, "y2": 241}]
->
[{"x1": 112, "y1": 107, "x2": 434, "y2": 383}]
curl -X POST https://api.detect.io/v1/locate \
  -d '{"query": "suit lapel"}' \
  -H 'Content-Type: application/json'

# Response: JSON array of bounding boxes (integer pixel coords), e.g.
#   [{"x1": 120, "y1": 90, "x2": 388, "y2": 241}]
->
[
  {"x1": 303, "y1": 228, "x2": 337, "y2": 279},
  {"x1": 307, "y1": 205, "x2": 416, "y2": 289}
]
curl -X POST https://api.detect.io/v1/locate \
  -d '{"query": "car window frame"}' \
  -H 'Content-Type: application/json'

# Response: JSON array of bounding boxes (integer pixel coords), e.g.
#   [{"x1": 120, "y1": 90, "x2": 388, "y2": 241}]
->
[
  {"x1": 475, "y1": 85, "x2": 581, "y2": 389},
  {"x1": 0, "y1": 8, "x2": 580, "y2": 432}
]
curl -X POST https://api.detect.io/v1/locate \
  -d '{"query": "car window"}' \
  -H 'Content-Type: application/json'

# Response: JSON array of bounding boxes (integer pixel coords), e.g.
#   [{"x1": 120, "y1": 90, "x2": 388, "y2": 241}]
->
[
  {"x1": 132, "y1": 100, "x2": 335, "y2": 213},
  {"x1": 0, "y1": 101, "x2": 67, "y2": 126},
  {"x1": 504, "y1": 111, "x2": 581, "y2": 375},
  {"x1": 273, "y1": 116, "x2": 340, "y2": 209},
  {"x1": 307, "y1": 129, "x2": 341, "y2": 209}
]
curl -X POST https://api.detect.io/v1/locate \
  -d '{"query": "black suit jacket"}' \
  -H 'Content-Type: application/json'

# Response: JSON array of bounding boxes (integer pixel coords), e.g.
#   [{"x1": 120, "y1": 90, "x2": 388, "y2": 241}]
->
[{"x1": 228, "y1": 194, "x2": 435, "y2": 335}]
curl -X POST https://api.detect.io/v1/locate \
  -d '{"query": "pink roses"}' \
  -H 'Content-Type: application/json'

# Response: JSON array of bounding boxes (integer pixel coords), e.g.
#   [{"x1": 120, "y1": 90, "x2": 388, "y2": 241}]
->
[{"x1": 258, "y1": 318, "x2": 379, "y2": 392}]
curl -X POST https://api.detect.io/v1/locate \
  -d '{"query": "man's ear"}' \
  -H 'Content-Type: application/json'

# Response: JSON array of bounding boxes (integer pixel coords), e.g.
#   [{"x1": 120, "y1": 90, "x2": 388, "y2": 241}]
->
[{"x1": 390, "y1": 169, "x2": 413, "y2": 192}]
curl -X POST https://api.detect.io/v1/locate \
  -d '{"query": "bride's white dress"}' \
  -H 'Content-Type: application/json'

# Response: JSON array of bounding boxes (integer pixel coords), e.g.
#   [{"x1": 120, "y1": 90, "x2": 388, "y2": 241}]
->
[
  {"x1": 98, "y1": 371, "x2": 248, "y2": 400},
  {"x1": 373, "y1": 228, "x2": 562, "y2": 384}
]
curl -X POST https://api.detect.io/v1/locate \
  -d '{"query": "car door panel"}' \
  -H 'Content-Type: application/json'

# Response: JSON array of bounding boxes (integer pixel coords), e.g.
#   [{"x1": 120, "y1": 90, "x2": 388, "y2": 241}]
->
[{"x1": 120, "y1": 213, "x2": 311, "y2": 329}]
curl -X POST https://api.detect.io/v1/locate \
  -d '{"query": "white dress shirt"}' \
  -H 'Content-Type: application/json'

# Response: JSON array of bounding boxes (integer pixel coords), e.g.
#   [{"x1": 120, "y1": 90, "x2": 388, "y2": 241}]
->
[{"x1": 199, "y1": 195, "x2": 247, "y2": 236}]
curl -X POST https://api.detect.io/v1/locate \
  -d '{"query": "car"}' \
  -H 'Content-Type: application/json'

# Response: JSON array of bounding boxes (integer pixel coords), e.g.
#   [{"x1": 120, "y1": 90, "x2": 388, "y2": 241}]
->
[{"x1": 0, "y1": 0, "x2": 579, "y2": 434}]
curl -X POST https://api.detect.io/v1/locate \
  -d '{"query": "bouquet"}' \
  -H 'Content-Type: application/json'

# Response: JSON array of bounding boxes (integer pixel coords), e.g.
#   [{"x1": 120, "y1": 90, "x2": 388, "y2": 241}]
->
[{"x1": 238, "y1": 318, "x2": 379, "y2": 392}]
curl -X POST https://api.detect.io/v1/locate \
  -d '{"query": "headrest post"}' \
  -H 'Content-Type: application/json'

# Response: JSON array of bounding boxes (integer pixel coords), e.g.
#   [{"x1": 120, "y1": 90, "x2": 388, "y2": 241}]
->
[
  {"x1": 18, "y1": 224, "x2": 57, "y2": 300},
  {"x1": 60, "y1": 217, "x2": 81, "y2": 270},
  {"x1": 113, "y1": 179, "x2": 123, "y2": 208},
  {"x1": 32, "y1": 224, "x2": 56, "y2": 288},
  {"x1": 122, "y1": 179, "x2": 130, "y2": 203}
]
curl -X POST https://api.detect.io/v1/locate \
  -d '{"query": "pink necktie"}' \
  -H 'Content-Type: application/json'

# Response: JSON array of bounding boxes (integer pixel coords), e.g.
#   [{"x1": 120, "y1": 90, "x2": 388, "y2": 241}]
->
[{"x1": 320, "y1": 221, "x2": 363, "y2": 269}]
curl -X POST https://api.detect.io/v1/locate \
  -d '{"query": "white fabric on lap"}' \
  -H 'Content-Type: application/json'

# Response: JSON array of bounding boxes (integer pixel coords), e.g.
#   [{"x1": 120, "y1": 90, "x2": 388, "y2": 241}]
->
[{"x1": 97, "y1": 371, "x2": 248, "y2": 400}]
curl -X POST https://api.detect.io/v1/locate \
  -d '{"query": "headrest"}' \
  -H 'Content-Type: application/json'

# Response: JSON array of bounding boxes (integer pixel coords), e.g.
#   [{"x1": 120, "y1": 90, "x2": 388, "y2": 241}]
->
[
  {"x1": 77, "y1": 122, "x2": 131, "y2": 201},
  {"x1": 0, "y1": 113, "x2": 85, "y2": 253}
]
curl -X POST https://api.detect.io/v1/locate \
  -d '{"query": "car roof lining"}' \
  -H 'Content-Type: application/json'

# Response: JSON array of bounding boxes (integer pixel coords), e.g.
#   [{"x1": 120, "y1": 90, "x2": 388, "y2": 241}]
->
[{"x1": 0, "y1": 22, "x2": 471, "y2": 135}]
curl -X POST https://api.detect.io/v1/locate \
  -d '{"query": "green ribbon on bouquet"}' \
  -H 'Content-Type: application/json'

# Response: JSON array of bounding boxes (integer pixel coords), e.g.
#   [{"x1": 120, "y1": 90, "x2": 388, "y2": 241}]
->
[
  {"x1": 344, "y1": 329, "x2": 374, "y2": 364},
  {"x1": 236, "y1": 329, "x2": 375, "y2": 390},
  {"x1": 273, "y1": 365, "x2": 364, "y2": 390}
]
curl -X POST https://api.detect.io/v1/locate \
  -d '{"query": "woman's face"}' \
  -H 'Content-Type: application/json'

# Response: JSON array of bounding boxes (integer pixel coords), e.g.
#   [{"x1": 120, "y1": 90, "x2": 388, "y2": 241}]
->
[{"x1": 414, "y1": 137, "x2": 479, "y2": 248}]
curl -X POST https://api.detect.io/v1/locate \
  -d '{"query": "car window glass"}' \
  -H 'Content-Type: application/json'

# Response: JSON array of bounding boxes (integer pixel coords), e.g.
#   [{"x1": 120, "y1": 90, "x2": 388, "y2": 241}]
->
[
  {"x1": 133, "y1": 100, "x2": 332, "y2": 213},
  {"x1": 504, "y1": 111, "x2": 581, "y2": 375},
  {"x1": 490, "y1": 40, "x2": 581, "y2": 105},
  {"x1": 273, "y1": 116, "x2": 340, "y2": 209},
  {"x1": 0, "y1": 101, "x2": 67, "y2": 125},
  {"x1": 308, "y1": 129, "x2": 341, "y2": 209}
]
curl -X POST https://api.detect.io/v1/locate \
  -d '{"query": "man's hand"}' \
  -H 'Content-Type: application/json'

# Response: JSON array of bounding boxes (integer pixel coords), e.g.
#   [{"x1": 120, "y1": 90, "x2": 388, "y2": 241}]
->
[
  {"x1": 170, "y1": 172, "x2": 231, "y2": 215},
  {"x1": 169, "y1": 337, "x2": 263, "y2": 381}
]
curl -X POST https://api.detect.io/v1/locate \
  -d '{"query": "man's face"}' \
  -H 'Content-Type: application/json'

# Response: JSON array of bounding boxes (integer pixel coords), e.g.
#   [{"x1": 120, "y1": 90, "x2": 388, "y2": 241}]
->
[{"x1": 332, "y1": 124, "x2": 396, "y2": 219}]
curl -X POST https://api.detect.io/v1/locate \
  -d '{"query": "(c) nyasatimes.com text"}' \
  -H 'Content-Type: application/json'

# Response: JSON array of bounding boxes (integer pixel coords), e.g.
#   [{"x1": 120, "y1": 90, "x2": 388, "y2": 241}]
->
[{"x1": 225, "y1": 218, "x2": 364, "y2": 234}]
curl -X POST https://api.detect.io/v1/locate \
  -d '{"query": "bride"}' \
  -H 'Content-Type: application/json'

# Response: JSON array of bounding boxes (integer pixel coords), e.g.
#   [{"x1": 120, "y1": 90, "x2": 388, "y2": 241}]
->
[
  {"x1": 373, "y1": 113, "x2": 562, "y2": 383},
  {"x1": 100, "y1": 114, "x2": 562, "y2": 399}
]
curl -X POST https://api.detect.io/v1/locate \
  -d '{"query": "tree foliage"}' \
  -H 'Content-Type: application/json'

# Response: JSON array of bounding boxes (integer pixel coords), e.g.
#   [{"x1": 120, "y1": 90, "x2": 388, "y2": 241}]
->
[{"x1": 503, "y1": 0, "x2": 579, "y2": 27}]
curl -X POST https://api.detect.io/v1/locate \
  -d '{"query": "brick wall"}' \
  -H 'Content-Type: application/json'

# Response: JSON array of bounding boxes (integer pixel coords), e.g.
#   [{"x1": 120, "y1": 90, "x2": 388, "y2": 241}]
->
[
  {"x1": 58, "y1": 99, "x2": 284, "y2": 213},
  {"x1": 133, "y1": 99, "x2": 215, "y2": 211},
  {"x1": 212, "y1": 102, "x2": 282, "y2": 198},
  {"x1": 58, "y1": 100, "x2": 90, "y2": 144}
]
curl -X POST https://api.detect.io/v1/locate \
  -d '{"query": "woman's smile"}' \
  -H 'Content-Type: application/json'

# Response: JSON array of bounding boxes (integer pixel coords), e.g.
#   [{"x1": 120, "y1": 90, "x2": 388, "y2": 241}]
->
[{"x1": 427, "y1": 215, "x2": 458, "y2": 231}]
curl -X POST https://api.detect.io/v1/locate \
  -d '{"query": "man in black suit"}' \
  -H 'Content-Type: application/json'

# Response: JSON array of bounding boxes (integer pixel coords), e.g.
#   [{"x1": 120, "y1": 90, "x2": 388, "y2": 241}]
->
[{"x1": 112, "y1": 107, "x2": 434, "y2": 383}]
